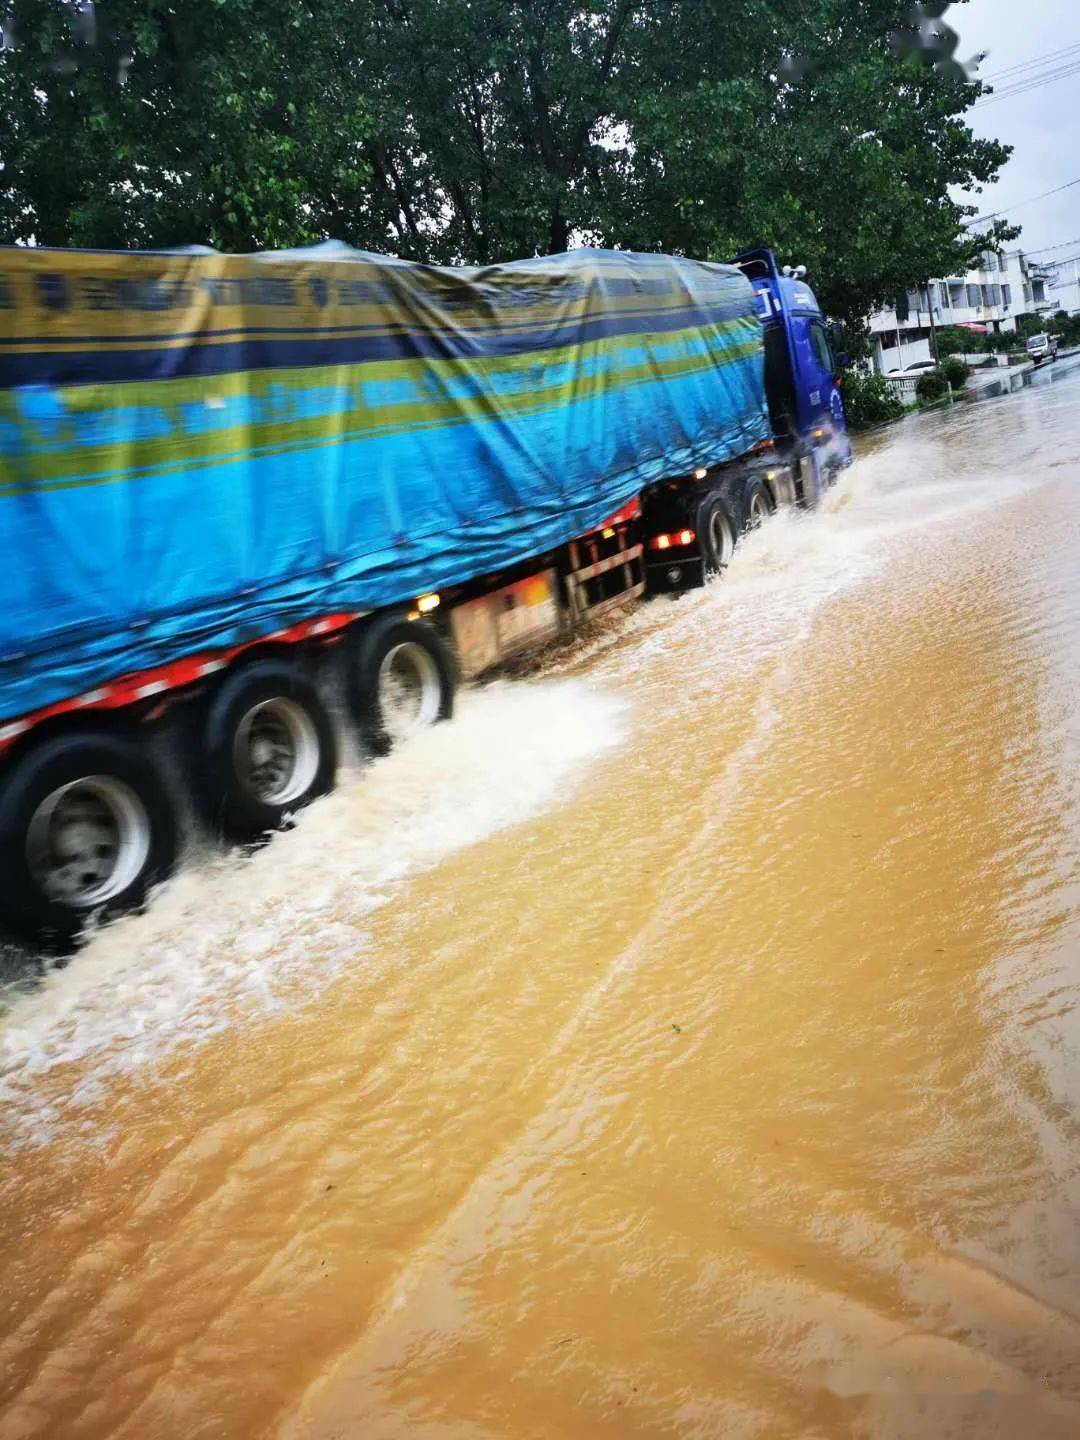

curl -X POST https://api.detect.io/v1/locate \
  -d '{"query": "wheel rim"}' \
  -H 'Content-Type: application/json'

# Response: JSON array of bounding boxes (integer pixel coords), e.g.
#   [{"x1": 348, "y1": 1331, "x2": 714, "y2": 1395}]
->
[
  {"x1": 748, "y1": 491, "x2": 769, "y2": 528},
  {"x1": 377, "y1": 641, "x2": 442, "y2": 741},
  {"x1": 234, "y1": 698, "x2": 320, "y2": 805},
  {"x1": 27, "y1": 775, "x2": 151, "y2": 908},
  {"x1": 709, "y1": 509, "x2": 735, "y2": 568}
]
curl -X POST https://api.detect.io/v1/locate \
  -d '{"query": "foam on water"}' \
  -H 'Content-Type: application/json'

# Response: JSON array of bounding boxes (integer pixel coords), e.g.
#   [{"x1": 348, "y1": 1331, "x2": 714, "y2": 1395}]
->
[
  {"x1": 0, "y1": 680, "x2": 627, "y2": 1144},
  {"x1": 582, "y1": 434, "x2": 1040, "y2": 701},
  {"x1": 0, "y1": 399, "x2": 1059, "y2": 1145}
]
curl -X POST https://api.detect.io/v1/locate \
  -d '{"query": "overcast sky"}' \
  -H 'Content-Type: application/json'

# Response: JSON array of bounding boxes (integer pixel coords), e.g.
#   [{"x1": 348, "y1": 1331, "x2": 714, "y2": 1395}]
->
[{"x1": 956, "y1": 0, "x2": 1080, "y2": 260}]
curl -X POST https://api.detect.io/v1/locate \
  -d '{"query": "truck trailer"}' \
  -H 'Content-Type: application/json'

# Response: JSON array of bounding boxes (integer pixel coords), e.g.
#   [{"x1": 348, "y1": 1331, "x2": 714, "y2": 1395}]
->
[{"x1": 0, "y1": 242, "x2": 850, "y2": 944}]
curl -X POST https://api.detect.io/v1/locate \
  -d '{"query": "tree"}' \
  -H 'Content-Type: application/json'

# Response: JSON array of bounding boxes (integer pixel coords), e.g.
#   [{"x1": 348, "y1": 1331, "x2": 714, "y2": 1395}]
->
[
  {"x1": 329, "y1": 0, "x2": 1015, "y2": 327},
  {"x1": 0, "y1": 1, "x2": 1014, "y2": 331},
  {"x1": 0, "y1": 0, "x2": 375, "y2": 251}
]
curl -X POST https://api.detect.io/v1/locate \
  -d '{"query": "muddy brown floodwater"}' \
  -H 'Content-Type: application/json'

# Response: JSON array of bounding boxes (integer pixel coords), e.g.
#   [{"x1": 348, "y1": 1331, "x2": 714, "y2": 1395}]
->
[{"x1": 2, "y1": 372, "x2": 1080, "y2": 1440}]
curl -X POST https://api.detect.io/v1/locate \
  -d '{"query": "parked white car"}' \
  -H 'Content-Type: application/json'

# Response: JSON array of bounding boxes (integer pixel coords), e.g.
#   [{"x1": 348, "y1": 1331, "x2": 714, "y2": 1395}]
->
[{"x1": 886, "y1": 360, "x2": 938, "y2": 377}]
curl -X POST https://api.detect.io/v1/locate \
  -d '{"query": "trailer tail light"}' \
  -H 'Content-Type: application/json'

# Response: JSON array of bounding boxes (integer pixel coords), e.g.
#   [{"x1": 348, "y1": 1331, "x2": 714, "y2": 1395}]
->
[
  {"x1": 813, "y1": 427, "x2": 826, "y2": 441},
  {"x1": 693, "y1": 467, "x2": 708, "y2": 480},
  {"x1": 602, "y1": 527, "x2": 616, "y2": 539},
  {"x1": 416, "y1": 592, "x2": 441, "y2": 613},
  {"x1": 649, "y1": 528, "x2": 695, "y2": 551}
]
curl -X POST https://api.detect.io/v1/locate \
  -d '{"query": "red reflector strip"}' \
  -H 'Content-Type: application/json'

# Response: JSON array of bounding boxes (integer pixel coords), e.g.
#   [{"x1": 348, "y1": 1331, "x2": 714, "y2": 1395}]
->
[{"x1": 0, "y1": 611, "x2": 362, "y2": 757}]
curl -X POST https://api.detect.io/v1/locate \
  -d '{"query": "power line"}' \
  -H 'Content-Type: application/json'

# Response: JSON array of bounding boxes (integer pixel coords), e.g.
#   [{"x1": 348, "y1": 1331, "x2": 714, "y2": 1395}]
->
[
  {"x1": 966, "y1": 176, "x2": 1080, "y2": 227},
  {"x1": 978, "y1": 42, "x2": 1080, "y2": 86},
  {"x1": 973, "y1": 58, "x2": 1080, "y2": 108},
  {"x1": 975, "y1": 64, "x2": 1080, "y2": 108},
  {"x1": 1014, "y1": 235, "x2": 1080, "y2": 257}
]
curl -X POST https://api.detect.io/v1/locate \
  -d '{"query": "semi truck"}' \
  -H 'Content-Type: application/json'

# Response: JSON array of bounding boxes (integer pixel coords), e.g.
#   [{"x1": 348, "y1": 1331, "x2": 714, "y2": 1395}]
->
[{"x1": 0, "y1": 242, "x2": 850, "y2": 945}]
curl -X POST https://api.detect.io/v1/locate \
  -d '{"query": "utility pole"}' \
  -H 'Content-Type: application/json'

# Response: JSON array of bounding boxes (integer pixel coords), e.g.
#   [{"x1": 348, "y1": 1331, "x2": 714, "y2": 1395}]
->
[{"x1": 924, "y1": 283, "x2": 940, "y2": 363}]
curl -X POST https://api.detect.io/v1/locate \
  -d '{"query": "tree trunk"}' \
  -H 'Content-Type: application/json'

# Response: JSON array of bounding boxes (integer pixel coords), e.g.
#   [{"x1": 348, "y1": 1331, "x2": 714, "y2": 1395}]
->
[{"x1": 547, "y1": 208, "x2": 569, "y2": 254}]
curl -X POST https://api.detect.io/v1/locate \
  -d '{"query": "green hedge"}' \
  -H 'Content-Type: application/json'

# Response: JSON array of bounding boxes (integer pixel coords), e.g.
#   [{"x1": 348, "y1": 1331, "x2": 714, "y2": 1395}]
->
[
  {"x1": 915, "y1": 368, "x2": 950, "y2": 405},
  {"x1": 841, "y1": 369, "x2": 906, "y2": 430},
  {"x1": 939, "y1": 356, "x2": 970, "y2": 388}
]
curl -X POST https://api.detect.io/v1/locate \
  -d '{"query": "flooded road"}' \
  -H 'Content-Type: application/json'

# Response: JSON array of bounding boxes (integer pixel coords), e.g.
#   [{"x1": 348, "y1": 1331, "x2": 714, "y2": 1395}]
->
[{"x1": 2, "y1": 374, "x2": 1079, "y2": 1440}]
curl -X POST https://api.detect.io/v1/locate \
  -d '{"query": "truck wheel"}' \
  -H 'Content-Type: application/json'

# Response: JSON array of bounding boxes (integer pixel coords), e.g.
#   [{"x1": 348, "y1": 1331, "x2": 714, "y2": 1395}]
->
[
  {"x1": 200, "y1": 661, "x2": 337, "y2": 840},
  {"x1": 346, "y1": 616, "x2": 455, "y2": 756},
  {"x1": 0, "y1": 730, "x2": 177, "y2": 947},
  {"x1": 697, "y1": 493, "x2": 738, "y2": 577},
  {"x1": 742, "y1": 478, "x2": 772, "y2": 530},
  {"x1": 798, "y1": 449, "x2": 824, "y2": 506}
]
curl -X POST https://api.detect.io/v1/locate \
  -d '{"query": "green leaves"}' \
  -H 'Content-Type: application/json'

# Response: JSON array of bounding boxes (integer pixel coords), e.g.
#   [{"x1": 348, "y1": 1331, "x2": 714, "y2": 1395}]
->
[
  {"x1": 0, "y1": 0, "x2": 1011, "y2": 326},
  {"x1": 840, "y1": 370, "x2": 907, "y2": 430},
  {"x1": 0, "y1": 0, "x2": 376, "y2": 251}
]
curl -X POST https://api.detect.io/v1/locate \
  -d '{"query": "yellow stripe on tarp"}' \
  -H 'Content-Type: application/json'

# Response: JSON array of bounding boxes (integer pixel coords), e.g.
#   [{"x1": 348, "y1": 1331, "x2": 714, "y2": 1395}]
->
[
  {"x1": 1, "y1": 326, "x2": 762, "y2": 498},
  {"x1": 0, "y1": 248, "x2": 740, "y2": 347}
]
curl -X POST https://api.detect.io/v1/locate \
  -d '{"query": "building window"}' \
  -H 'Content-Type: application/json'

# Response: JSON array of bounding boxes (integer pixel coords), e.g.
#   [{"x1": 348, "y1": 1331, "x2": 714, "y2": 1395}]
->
[
  {"x1": 1003, "y1": 284, "x2": 1011, "y2": 308},
  {"x1": 967, "y1": 284, "x2": 981, "y2": 308}
]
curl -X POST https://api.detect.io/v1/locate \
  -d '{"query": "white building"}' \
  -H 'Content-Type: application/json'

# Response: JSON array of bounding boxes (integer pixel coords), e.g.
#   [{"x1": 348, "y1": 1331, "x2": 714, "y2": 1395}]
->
[
  {"x1": 1043, "y1": 254, "x2": 1080, "y2": 317},
  {"x1": 868, "y1": 248, "x2": 1058, "y2": 374}
]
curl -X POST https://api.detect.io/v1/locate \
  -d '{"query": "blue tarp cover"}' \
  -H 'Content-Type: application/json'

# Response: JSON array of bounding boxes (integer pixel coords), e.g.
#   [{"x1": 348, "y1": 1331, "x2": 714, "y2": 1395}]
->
[{"x1": 0, "y1": 243, "x2": 768, "y2": 723}]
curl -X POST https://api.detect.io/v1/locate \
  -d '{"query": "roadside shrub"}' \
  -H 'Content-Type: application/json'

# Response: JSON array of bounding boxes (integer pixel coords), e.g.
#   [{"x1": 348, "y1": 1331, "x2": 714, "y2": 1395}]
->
[
  {"x1": 940, "y1": 355, "x2": 970, "y2": 388},
  {"x1": 937, "y1": 325, "x2": 981, "y2": 354},
  {"x1": 915, "y1": 368, "x2": 950, "y2": 406},
  {"x1": 840, "y1": 368, "x2": 906, "y2": 430},
  {"x1": 1046, "y1": 312, "x2": 1080, "y2": 347}
]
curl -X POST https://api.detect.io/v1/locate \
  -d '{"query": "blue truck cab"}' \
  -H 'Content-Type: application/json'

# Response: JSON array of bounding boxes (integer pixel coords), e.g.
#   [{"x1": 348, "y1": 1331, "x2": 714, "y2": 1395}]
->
[
  {"x1": 734, "y1": 248, "x2": 852, "y2": 503},
  {"x1": 640, "y1": 247, "x2": 854, "y2": 594}
]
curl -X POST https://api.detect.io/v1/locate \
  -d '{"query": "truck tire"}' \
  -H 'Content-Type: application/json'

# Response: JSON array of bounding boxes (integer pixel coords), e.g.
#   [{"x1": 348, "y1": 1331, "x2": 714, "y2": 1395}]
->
[
  {"x1": 697, "y1": 492, "x2": 738, "y2": 577},
  {"x1": 0, "y1": 730, "x2": 177, "y2": 947},
  {"x1": 346, "y1": 615, "x2": 455, "y2": 756},
  {"x1": 741, "y1": 478, "x2": 772, "y2": 530},
  {"x1": 798, "y1": 449, "x2": 825, "y2": 506},
  {"x1": 200, "y1": 661, "x2": 337, "y2": 840}
]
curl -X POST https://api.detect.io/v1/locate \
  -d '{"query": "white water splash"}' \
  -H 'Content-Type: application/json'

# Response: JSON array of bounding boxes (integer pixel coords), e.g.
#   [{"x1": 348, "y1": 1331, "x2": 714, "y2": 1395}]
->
[{"x1": 0, "y1": 679, "x2": 626, "y2": 1144}]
